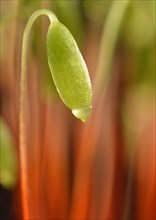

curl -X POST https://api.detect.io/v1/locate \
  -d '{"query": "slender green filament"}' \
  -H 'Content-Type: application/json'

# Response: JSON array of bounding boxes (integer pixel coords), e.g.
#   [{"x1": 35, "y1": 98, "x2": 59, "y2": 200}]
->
[{"x1": 19, "y1": 9, "x2": 57, "y2": 219}]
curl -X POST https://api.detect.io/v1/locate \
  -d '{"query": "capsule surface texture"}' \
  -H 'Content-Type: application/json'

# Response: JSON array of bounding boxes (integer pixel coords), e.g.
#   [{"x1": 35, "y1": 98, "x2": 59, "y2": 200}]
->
[{"x1": 47, "y1": 21, "x2": 92, "y2": 122}]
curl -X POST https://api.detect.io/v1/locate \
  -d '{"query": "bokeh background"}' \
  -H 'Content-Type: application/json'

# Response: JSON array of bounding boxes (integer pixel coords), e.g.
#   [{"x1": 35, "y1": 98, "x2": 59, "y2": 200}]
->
[{"x1": 0, "y1": 0, "x2": 155, "y2": 219}]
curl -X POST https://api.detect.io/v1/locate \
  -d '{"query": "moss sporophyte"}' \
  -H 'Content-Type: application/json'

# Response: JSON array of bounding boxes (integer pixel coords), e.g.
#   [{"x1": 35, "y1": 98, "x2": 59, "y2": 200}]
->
[{"x1": 19, "y1": 9, "x2": 92, "y2": 219}]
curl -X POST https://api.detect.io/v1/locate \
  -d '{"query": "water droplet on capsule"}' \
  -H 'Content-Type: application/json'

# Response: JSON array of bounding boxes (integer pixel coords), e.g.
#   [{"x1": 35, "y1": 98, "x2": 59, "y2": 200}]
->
[{"x1": 72, "y1": 106, "x2": 92, "y2": 122}]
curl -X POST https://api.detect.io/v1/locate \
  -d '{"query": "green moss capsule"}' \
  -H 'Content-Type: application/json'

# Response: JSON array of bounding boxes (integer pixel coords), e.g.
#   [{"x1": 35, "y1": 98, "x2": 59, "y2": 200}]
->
[
  {"x1": 0, "y1": 118, "x2": 17, "y2": 189},
  {"x1": 46, "y1": 21, "x2": 92, "y2": 122}
]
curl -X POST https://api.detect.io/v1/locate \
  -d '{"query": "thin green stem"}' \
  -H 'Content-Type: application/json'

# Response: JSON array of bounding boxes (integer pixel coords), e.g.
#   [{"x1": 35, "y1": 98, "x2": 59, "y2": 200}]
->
[
  {"x1": 94, "y1": 0, "x2": 130, "y2": 99},
  {"x1": 19, "y1": 9, "x2": 58, "y2": 219}
]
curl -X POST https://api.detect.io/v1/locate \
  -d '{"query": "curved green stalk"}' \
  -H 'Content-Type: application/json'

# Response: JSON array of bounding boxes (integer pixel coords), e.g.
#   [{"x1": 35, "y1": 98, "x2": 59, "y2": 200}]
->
[{"x1": 19, "y1": 9, "x2": 57, "y2": 219}]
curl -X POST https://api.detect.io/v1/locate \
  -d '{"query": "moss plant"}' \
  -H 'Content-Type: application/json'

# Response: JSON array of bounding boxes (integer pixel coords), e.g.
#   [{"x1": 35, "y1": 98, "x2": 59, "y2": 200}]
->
[{"x1": 19, "y1": 9, "x2": 92, "y2": 219}]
